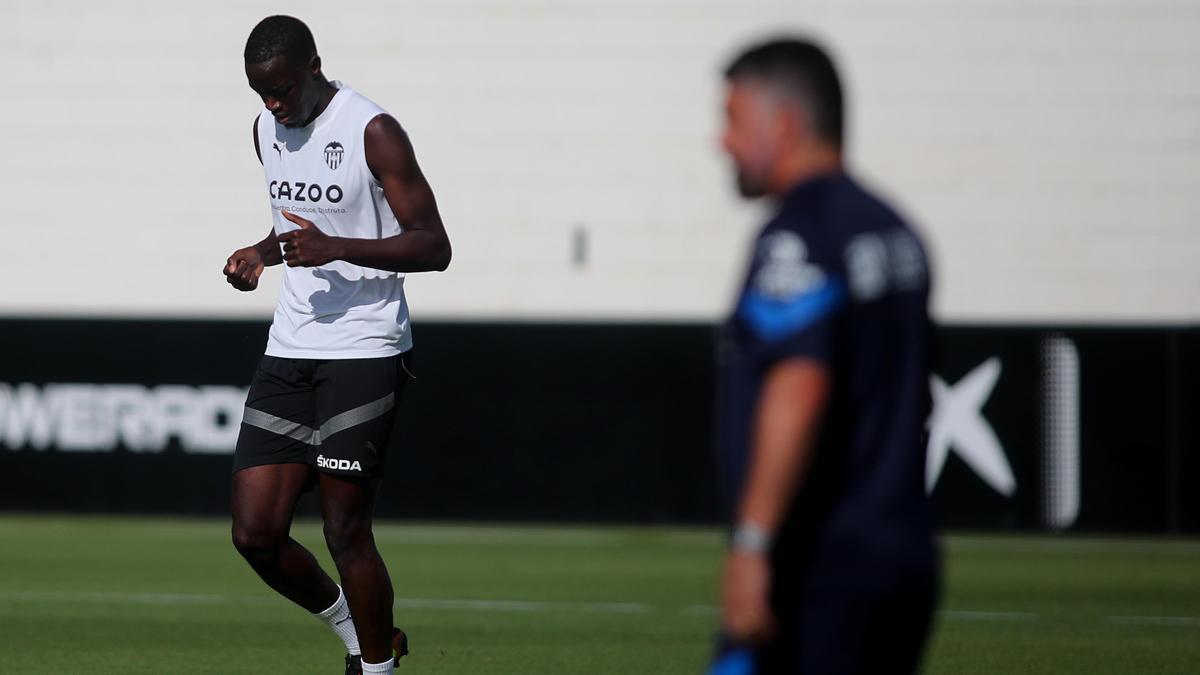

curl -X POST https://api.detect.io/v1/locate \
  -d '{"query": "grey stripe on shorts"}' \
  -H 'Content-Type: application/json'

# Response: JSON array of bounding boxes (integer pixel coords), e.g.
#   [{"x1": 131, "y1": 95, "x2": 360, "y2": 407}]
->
[{"x1": 242, "y1": 392, "x2": 395, "y2": 446}]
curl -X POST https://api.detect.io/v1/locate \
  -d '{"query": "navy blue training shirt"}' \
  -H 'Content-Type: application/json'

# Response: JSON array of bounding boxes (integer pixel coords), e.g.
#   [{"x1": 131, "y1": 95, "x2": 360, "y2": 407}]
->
[{"x1": 719, "y1": 172, "x2": 937, "y2": 598}]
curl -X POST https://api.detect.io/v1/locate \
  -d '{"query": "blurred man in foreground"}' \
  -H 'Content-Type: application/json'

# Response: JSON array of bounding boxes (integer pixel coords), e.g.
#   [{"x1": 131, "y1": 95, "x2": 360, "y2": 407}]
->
[{"x1": 712, "y1": 37, "x2": 939, "y2": 674}]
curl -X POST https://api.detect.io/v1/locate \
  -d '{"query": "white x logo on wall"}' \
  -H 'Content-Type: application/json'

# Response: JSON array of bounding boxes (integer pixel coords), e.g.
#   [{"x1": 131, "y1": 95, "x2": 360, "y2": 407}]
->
[{"x1": 926, "y1": 357, "x2": 1016, "y2": 496}]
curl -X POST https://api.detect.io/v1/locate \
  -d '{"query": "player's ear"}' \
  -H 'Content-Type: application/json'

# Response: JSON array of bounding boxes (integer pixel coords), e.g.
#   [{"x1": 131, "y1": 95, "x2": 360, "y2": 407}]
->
[{"x1": 309, "y1": 55, "x2": 322, "y2": 77}]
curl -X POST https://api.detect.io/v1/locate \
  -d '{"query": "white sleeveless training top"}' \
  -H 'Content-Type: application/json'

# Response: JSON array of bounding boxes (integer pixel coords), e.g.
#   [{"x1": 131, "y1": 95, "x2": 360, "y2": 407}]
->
[{"x1": 256, "y1": 82, "x2": 412, "y2": 359}]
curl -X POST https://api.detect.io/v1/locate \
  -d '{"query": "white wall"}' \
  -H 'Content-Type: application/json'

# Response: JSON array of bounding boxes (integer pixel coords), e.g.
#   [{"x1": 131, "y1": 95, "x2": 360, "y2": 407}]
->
[{"x1": 2, "y1": 0, "x2": 1197, "y2": 322}]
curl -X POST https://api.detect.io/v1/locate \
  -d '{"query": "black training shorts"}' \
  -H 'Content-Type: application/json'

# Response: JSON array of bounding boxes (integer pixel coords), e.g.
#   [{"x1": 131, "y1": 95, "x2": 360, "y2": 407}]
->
[{"x1": 232, "y1": 351, "x2": 413, "y2": 479}]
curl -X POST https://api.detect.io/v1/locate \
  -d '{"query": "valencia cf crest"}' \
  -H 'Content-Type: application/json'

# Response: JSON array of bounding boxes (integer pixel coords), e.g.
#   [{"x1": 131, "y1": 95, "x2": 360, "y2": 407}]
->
[{"x1": 324, "y1": 142, "x2": 344, "y2": 170}]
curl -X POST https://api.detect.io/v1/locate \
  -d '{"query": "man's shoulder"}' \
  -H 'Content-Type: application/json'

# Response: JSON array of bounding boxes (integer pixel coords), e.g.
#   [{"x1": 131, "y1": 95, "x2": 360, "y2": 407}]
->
[
  {"x1": 787, "y1": 175, "x2": 929, "y2": 305},
  {"x1": 825, "y1": 176, "x2": 910, "y2": 231},
  {"x1": 833, "y1": 183, "x2": 930, "y2": 305}
]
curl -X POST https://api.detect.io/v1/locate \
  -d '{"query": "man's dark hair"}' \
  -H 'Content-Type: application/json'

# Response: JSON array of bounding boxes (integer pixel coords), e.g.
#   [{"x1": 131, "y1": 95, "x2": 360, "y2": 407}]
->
[
  {"x1": 725, "y1": 37, "x2": 844, "y2": 147},
  {"x1": 244, "y1": 15, "x2": 317, "y2": 66}
]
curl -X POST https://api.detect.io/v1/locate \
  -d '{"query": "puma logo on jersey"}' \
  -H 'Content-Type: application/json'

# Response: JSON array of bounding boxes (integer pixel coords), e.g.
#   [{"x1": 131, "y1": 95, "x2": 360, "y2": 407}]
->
[
  {"x1": 317, "y1": 454, "x2": 362, "y2": 472},
  {"x1": 272, "y1": 142, "x2": 283, "y2": 158},
  {"x1": 269, "y1": 180, "x2": 344, "y2": 203}
]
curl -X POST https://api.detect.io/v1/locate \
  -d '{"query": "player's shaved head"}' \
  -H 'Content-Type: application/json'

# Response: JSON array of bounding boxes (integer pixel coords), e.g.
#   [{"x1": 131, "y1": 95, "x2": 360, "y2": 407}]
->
[
  {"x1": 244, "y1": 15, "x2": 318, "y2": 66},
  {"x1": 244, "y1": 15, "x2": 333, "y2": 129},
  {"x1": 724, "y1": 38, "x2": 845, "y2": 148}
]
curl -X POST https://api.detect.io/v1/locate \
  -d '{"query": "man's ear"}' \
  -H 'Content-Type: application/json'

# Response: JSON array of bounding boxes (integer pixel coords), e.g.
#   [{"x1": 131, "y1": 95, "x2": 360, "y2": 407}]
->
[
  {"x1": 310, "y1": 55, "x2": 322, "y2": 77},
  {"x1": 777, "y1": 101, "x2": 812, "y2": 147}
]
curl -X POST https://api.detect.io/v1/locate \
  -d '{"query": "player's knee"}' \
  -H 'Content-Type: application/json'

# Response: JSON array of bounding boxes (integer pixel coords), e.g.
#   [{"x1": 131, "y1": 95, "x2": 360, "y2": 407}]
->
[
  {"x1": 231, "y1": 522, "x2": 284, "y2": 562},
  {"x1": 322, "y1": 519, "x2": 370, "y2": 562}
]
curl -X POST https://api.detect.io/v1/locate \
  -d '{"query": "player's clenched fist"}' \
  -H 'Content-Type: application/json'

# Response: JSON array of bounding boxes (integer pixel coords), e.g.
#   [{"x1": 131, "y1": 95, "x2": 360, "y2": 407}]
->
[
  {"x1": 224, "y1": 245, "x2": 266, "y2": 291},
  {"x1": 278, "y1": 210, "x2": 343, "y2": 267}
]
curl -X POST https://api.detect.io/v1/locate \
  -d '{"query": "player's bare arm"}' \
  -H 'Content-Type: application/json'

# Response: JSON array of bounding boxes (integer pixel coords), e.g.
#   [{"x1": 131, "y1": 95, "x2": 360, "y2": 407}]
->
[
  {"x1": 722, "y1": 359, "x2": 831, "y2": 643},
  {"x1": 277, "y1": 114, "x2": 451, "y2": 272},
  {"x1": 223, "y1": 116, "x2": 283, "y2": 292}
]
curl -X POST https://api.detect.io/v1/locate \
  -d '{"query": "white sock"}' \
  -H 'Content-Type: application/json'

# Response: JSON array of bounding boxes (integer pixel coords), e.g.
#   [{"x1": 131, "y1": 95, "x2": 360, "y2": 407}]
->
[
  {"x1": 361, "y1": 657, "x2": 395, "y2": 674},
  {"x1": 313, "y1": 585, "x2": 360, "y2": 656}
]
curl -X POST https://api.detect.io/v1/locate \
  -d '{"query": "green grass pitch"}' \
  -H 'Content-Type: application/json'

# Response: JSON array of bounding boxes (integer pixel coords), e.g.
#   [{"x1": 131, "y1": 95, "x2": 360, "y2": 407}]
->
[{"x1": 0, "y1": 516, "x2": 1198, "y2": 673}]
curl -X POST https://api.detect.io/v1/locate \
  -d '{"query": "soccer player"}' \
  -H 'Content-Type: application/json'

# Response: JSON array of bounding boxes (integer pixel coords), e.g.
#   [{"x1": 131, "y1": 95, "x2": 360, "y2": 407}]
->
[
  {"x1": 222, "y1": 16, "x2": 450, "y2": 675},
  {"x1": 712, "y1": 38, "x2": 939, "y2": 674}
]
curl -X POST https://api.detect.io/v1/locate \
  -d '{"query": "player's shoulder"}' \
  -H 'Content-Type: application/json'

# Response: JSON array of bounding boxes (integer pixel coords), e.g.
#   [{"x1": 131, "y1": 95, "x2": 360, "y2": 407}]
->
[
  {"x1": 328, "y1": 84, "x2": 394, "y2": 133},
  {"x1": 335, "y1": 87, "x2": 402, "y2": 140}
]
